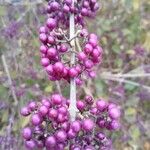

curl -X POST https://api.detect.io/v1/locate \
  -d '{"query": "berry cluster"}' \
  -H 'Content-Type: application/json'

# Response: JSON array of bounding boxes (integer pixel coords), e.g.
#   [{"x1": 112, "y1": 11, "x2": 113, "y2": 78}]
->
[
  {"x1": 39, "y1": 0, "x2": 102, "y2": 84},
  {"x1": 46, "y1": 0, "x2": 100, "y2": 27},
  {"x1": 21, "y1": 94, "x2": 120, "y2": 150},
  {"x1": 20, "y1": 0, "x2": 121, "y2": 149}
]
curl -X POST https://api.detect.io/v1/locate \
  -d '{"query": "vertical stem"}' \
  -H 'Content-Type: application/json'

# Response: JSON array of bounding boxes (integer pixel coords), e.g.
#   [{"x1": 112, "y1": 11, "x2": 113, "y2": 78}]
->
[
  {"x1": 1, "y1": 54, "x2": 18, "y2": 105},
  {"x1": 69, "y1": 0, "x2": 78, "y2": 121},
  {"x1": 55, "y1": 81, "x2": 62, "y2": 95}
]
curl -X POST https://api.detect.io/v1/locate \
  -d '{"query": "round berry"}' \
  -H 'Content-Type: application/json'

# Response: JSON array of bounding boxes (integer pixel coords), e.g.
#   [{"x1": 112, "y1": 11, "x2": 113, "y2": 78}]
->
[
  {"x1": 22, "y1": 127, "x2": 32, "y2": 140},
  {"x1": 82, "y1": 119, "x2": 94, "y2": 132},
  {"x1": 31, "y1": 113, "x2": 42, "y2": 126}
]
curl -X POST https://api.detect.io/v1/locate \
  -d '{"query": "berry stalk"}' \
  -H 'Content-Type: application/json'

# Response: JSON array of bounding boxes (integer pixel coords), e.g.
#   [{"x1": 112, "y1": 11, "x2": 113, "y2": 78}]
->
[{"x1": 69, "y1": 0, "x2": 78, "y2": 121}]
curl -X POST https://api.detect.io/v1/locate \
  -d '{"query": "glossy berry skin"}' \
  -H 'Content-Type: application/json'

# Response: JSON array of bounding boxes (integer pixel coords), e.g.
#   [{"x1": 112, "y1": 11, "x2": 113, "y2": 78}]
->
[
  {"x1": 59, "y1": 44, "x2": 68, "y2": 52},
  {"x1": 96, "y1": 100, "x2": 107, "y2": 112},
  {"x1": 71, "y1": 121, "x2": 81, "y2": 133},
  {"x1": 85, "y1": 95, "x2": 94, "y2": 105},
  {"x1": 51, "y1": 94, "x2": 62, "y2": 105},
  {"x1": 39, "y1": 33, "x2": 47, "y2": 43},
  {"x1": 20, "y1": 0, "x2": 121, "y2": 149},
  {"x1": 47, "y1": 48, "x2": 57, "y2": 58},
  {"x1": 76, "y1": 100, "x2": 85, "y2": 111},
  {"x1": 31, "y1": 113, "x2": 42, "y2": 126},
  {"x1": 108, "y1": 107, "x2": 121, "y2": 119},
  {"x1": 55, "y1": 130, "x2": 67, "y2": 142},
  {"x1": 20, "y1": 107, "x2": 30, "y2": 116},
  {"x1": 28, "y1": 101, "x2": 37, "y2": 111},
  {"x1": 45, "y1": 136, "x2": 56, "y2": 148},
  {"x1": 49, "y1": 108, "x2": 58, "y2": 119},
  {"x1": 39, "y1": 105, "x2": 48, "y2": 116},
  {"x1": 82, "y1": 119, "x2": 94, "y2": 132},
  {"x1": 21, "y1": 95, "x2": 120, "y2": 150},
  {"x1": 50, "y1": 1, "x2": 60, "y2": 11},
  {"x1": 46, "y1": 18, "x2": 57, "y2": 30},
  {"x1": 22, "y1": 127, "x2": 32, "y2": 140},
  {"x1": 58, "y1": 106, "x2": 67, "y2": 115},
  {"x1": 53, "y1": 62, "x2": 64, "y2": 73},
  {"x1": 69, "y1": 68, "x2": 78, "y2": 78},
  {"x1": 109, "y1": 120, "x2": 120, "y2": 130},
  {"x1": 38, "y1": 0, "x2": 103, "y2": 83},
  {"x1": 40, "y1": 45, "x2": 48, "y2": 54},
  {"x1": 41, "y1": 58, "x2": 50, "y2": 67},
  {"x1": 77, "y1": 52, "x2": 87, "y2": 61},
  {"x1": 67, "y1": 129, "x2": 77, "y2": 139},
  {"x1": 39, "y1": 26, "x2": 47, "y2": 33},
  {"x1": 46, "y1": 64, "x2": 54, "y2": 75},
  {"x1": 84, "y1": 43, "x2": 93, "y2": 54},
  {"x1": 25, "y1": 140, "x2": 36, "y2": 150}
]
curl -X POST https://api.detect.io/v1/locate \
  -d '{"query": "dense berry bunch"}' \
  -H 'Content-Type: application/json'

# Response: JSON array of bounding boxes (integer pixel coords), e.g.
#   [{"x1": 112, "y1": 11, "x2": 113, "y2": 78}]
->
[
  {"x1": 20, "y1": 0, "x2": 121, "y2": 149},
  {"x1": 46, "y1": 0, "x2": 100, "y2": 28},
  {"x1": 21, "y1": 94, "x2": 120, "y2": 150},
  {"x1": 39, "y1": 0, "x2": 103, "y2": 84}
]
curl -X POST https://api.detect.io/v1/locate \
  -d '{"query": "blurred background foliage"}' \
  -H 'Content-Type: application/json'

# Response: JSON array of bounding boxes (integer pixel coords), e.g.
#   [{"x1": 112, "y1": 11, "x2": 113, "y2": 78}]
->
[{"x1": 0, "y1": 0, "x2": 150, "y2": 149}]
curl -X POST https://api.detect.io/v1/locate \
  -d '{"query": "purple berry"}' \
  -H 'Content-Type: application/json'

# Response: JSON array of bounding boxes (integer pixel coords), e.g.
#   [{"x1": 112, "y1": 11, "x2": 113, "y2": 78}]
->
[
  {"x1": 82, "y1": 118, "x2": 94, "y2": 132},
  {"x1": 71, "y1": 121, "x2": 81, "y2": 133},
  {"x1": 41, "y1": 58, "x2": 50, "y2": 67},
  {"x1": 53, "y1": 62, "x2": 64, "y2": 73},
  {"x1": 69, "y1": 68, "x2": 78, "y2": 78},
  {"x1": 49, "y1": 108, "x2": 58, "y2": 119},
  {"x1": 76, "y1": 100, "x2": 85, "y2": 111},
  {"x1": 20, "y1": 107, "x2": 30, "y2": 116},
  {"x1": 55, "y1": 130, "x2": 67, "y2": 142},
  {"x1": 51, "y1": 94, "x2": 62, "y2": 105},
  {"x1": 45, "y1": 136, "x2": 56, "y2": 148},
  {"x1": 47, "y1": 48, "x2": 57, "y2": 57},
  {"x1": 46, "y1": 18, "x2": 57, "y2": 30},
  {"x1": 39, "y1": 33, "x2": 47, "y2": 43},
  {"x1": 108, "y1": 107, "x2": 121, "y2": 119},
  {"x1": 22, "y1": 127, "x2": 32, "y2": 140},
  {"x1": 39, "y1": 105, "x2": 48, "y2": 116},
  {"x1": 96, "y1": 100, "x2": 107, "y2": 112},
  {"x1": 25, "y1": 140, "x2": 36, "y2": 150},
  {"x1": 50, "y1": 1, "x2": 60, "y2": 11},
  {"x1": 31, "y1": 113, "x2": 42, "y2": 126},
  {"x1": 84, "y1": 43, "x2": 93, "y2": 54},
  {"x1": 77, "y1": 52, "x2": 87, "y2": 61},
  {"x1": 40, "y1": 45, "x2": 48, "y2": 54}
]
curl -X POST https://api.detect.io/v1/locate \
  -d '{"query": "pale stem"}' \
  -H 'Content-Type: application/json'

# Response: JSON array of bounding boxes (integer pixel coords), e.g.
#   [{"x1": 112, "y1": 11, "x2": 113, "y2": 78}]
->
[
  {"x1": 101, "y1": 75, "x2": 150, "y2": 91},
  {"x1": 55, "y1": 81, "x2": 62, "y2": 95},
  {"x1": 69, "y1": 0, "x2": 78, "y2": 121},
  {"x1": 1, "y1": 54, "x2": 18, "y2": 105}
]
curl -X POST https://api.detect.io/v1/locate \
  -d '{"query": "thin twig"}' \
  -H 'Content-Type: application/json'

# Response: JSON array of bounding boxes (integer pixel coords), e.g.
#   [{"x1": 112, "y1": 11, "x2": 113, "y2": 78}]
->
[
  {"x1": 101, "y1": 75, "x2": 150, "y2": 91},
  {"x1": 1, "y1": 54, "x2": 18, "y2": 105},
  {"x1": 76, "y1": 37, "x2": 82, "y2": 52},
  {"x1": 55, "y1": 81, "x2": 62, "y2": 95},
  {"x1": 101, "y1": 72, "x2": 150, "y2": 78}
]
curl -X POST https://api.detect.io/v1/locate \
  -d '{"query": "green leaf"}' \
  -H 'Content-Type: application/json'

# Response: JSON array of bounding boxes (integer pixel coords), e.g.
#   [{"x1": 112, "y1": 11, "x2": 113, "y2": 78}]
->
[
  {"x1": 125, "y1": 107, "x2": 136, "y2": 116},
  {"x1": 0, "y1": 6, "x2": 5, "y2": 16},
  {"x1": 133, "y1": 0, "x2": 140, "y2": 11},
  {"x1": 0, "y1": 85, "x2": 7, "y2": 99},
  {"x1": 1, "y1": 110, "x2": 9, "y2": 123},
  {"x1": 115, "y1": 59, "x2": 123, "y2": 68},
  {"x1": 125, "y1": 107, "x2": 137, "y2": 123},
  {"x1": 44, "y1": 85, "x2": 53, "y2": 93},
  {"x1": 95, "y1": 79, "x2": 107, "y2": 97},
  {"x1": 124, "y1": 83, "x2": 137, "y2": 91},
  {"x1": 123, "y1": 0, "x2": 132, "y2": 9},
  {"x1": 129, "y1": 126, "x2": 140, "y2": 140},
  {"x1": 112, "y1": 44, "x2": 120, "y2": 54},
  {"x1": 20, "y1": 115, "x2": 30, "y2": 128}
]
